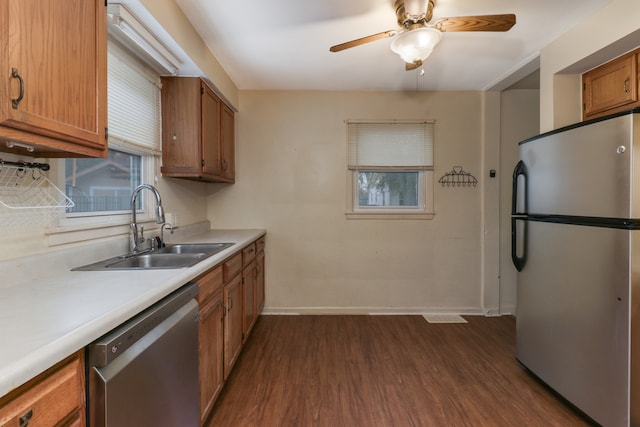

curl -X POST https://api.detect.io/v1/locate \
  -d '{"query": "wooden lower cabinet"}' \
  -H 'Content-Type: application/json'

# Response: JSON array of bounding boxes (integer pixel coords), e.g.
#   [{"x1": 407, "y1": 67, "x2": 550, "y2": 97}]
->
[
  {"x1": 196, "y1": 234, "x2": 267, "y2": 425},
  {"x1": 0, "y1": 351, "x2": 85, "y2": 427},
  {"x1": 197, "y1": 266, "x2": 225, "y2": 425},
  {"x1": 223, "y1": 274, "x2": 243, "y2": 380},
  {"x1": 256, "y1": 250, "x2": 265, "y2": 314},
  {"x1": 242, "y1": 259, "x2": 257, "y2": 337}
]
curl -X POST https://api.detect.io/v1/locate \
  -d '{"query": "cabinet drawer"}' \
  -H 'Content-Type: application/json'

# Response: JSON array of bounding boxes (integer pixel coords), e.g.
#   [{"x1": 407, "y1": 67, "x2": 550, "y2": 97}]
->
[
  {"x1": 0, "y1": 352, "x2": 84, "y2": 427},
  {"x1": 223, "y1": 253, "x2": 242, "y2": 282},
  {"x1": 256, "y1": 236, "x2": 266, "y2": 254},
  {"x1": 197, "y1": 265, "x2": 223, "y2": 304},
  {"x1": 242, "y1": 243, "x2": 256, "y2": 265}
]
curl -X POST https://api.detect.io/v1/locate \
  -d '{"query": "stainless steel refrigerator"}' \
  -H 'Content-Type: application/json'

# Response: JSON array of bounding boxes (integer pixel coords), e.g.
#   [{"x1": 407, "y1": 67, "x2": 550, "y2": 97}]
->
[{"x1": 511, "y1": 109, "x2": 640, "y2": 426}]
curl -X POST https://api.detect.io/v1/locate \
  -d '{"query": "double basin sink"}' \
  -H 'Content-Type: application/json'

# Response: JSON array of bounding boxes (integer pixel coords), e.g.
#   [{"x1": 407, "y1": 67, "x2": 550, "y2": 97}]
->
[{"x1": 73, "y1": 243, "x2": 234, "y2": 271}]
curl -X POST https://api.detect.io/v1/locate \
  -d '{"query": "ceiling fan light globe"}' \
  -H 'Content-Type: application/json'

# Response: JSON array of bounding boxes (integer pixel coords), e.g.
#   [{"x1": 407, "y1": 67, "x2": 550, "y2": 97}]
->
[{"x1": 390, "y1": 27, "x2": 442, "y2": 63}]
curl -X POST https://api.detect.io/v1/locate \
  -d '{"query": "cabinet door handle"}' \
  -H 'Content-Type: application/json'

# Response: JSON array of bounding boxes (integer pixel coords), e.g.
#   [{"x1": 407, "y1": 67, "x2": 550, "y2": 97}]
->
[
  {"x1": 221, "y1": 159, "x2": 228, "y2": 171},
  {"x1": 11, "y1": 68, "x2": 24, "y2": 109},
  {"x1": 624, "y1": 77, "x2": 631, "y2": 94},
  {"x1": 19, "y1": 409, "x2": 33, "y2": 427},
  {"x1": 228, "y1": 296, "x2": 233, "y2": 310}
]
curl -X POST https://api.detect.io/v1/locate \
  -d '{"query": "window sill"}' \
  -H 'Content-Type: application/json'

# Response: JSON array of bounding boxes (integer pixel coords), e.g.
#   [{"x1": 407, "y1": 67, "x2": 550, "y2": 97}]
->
[{"x1": 345, "y1": 212, "x2": 434, "y2": 220}]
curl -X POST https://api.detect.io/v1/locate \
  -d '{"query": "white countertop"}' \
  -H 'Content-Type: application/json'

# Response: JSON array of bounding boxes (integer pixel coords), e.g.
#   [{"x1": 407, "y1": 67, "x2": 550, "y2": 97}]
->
[{"x1": 0, "y1": 227, "x2": 265, "y2": 397}]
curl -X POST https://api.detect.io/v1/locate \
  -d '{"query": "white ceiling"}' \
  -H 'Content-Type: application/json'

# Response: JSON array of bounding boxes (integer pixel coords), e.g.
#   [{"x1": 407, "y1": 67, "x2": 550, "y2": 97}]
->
[{"x1": 175, "y1": 0, "x2": 612, "y2": 92}]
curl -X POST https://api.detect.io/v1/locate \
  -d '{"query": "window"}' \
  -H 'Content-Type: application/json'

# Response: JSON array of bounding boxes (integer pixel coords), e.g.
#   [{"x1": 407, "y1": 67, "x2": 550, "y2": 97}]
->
[
  {"x1": 65, "y1": 149, "x2": 142, "y2": 214},
  {"x1": 61, "y1": 39, "x2": 160, "y2": 224},
  {"x1": 346, "y1": 121, "x2": 434, "y2": 219}
]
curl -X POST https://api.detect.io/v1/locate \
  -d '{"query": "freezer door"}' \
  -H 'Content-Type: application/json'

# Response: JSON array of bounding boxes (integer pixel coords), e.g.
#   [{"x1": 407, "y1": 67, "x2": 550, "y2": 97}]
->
[
  {"x1": 519, "y1": 113, "x2": 640, "y2": 218},
  {"x1": 516, "y1": 221, "x2": 630, "y2": 426}
]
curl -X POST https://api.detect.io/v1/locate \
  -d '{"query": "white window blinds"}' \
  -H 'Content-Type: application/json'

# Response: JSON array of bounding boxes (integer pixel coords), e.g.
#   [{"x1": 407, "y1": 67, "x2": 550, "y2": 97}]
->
[
  {"x1": 107, "y1": 40, "x2": 161, "y2": 153},
  {"x1": 347, "y1": 121, "x2": 434, "y2": 169}
]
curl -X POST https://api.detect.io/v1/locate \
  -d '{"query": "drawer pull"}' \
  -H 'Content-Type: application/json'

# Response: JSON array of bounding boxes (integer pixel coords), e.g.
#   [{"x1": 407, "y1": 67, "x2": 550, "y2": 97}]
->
[
  {"x1": 19, "y1": 409, "x2": 33, "y2": 427},
  {"x1": 11, "y1": 68, "x2": 25, "y2": 109}
]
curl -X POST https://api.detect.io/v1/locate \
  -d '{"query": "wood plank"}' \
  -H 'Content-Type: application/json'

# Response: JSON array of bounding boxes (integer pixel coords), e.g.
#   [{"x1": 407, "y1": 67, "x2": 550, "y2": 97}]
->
[{"x1": 207, "y1": 316, "x2": 595, "y2": 426}]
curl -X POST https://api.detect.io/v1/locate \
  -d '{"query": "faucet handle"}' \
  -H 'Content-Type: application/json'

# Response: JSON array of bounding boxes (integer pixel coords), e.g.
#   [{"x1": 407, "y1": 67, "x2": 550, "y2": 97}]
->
[{"x1": 149, "y1": 236, "x2": 157, "y2": 251}]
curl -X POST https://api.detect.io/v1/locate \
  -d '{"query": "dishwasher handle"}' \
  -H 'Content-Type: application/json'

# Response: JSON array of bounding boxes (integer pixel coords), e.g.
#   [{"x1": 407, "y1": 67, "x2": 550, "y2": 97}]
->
[{"x1": 88, "y1": 282, "x2": 198, "y2": 366}]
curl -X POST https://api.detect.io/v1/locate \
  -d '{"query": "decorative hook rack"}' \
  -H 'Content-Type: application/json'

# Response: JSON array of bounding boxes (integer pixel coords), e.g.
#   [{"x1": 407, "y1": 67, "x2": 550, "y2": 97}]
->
[
  {"x1": 0, "y1": 159, "x2": 50, "y2": 171},
  {"x1": 438, "y1": 165, "x2": 478, "y2": 187}
]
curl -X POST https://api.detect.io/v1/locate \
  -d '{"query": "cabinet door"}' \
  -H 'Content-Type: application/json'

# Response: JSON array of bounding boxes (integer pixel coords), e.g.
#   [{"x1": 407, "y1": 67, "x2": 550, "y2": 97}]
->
[
  {"x1": 201, "y1": 83, "x2": 222, "y2": 177},
  {"x1": 0, "y1": 352, "x2": 85, "y2": 427},
  {"x1": 223, "y1": 274, "x2": 243, "y2": 379},
  {"x1": 198, "y1": 291, "x2": 224, "y2": 424},
  {"x1": 161, "y1": 77, "x2": 202, "y2": 176},
  {"x1": 583, "y1": 51, "x2": 638, "y2": 119},
  {"x1": 220, "y1": 103, "x2": 235, "y2": 182},
  {"x1": 242, "y1": 260, "x2": 256, "y2": 338},
  {"x1": 0, "y1": 0, "x2": 107, "y2": 156},
  {"x1": 160, "y1": 77, "x2": 235, "y2": 182},
  {"x1": 256, "y1": 251, "x2": 265, "y2": 314}
]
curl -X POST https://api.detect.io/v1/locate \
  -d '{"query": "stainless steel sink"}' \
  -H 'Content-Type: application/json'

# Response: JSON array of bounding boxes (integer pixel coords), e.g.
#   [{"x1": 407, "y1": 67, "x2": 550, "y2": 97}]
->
[
  {"x1": 155, "y1": 243, "x2": 232, "y2": 255},
  {"x1": 105, "y1": 253, "x2": 207, "y2": 269},
  {"x1": 72, "y1": 243, "x2": 234, "y2": 271}
]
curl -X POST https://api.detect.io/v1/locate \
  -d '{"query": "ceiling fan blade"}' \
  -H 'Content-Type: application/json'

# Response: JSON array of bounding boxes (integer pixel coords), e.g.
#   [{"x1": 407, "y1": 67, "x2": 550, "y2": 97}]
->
[
  {"x1": 433, "y1": 14, "x2": 516, "y2": 32},
  {"x1": 329, "y1": 30, "x2": 397, "y2": 52}
]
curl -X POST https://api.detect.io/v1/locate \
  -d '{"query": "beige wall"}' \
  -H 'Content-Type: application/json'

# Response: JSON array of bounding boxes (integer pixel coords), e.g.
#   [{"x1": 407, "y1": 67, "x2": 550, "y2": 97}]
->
[
  {"x1": 140, "y1": 0, "x2": 239, "y2": 109},
  {"x1": 206, "y1": 90, "x2": 497, "y2": 314},
  {"x1": 540, "y1": 0, "x2": 640, "y2": 131}
]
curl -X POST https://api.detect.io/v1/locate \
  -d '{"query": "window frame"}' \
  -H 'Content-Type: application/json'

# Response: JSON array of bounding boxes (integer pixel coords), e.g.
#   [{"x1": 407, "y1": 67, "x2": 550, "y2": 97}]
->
[
  {"x1": 345, "y1": 120, "x2": 435, "y2": 220},
  {"x1": 48, "y1": 38, "x2": 161, "y2": 240},
  {"x1": 59, "y1": 144, "x2": 157, "y2": 224}
]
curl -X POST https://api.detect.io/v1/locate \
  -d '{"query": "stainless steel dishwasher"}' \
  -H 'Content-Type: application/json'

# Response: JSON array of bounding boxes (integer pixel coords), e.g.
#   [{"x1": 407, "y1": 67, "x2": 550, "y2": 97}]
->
[{"x1": 88, "y1": 283, "x2": 199, "y2": 427}]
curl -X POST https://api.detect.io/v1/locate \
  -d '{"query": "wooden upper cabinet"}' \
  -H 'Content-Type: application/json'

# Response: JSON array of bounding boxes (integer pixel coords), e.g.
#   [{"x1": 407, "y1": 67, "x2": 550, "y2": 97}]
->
[
  {"x1": 220, "y1": 103, "x2": 235, "y2": 182},
  {"x1": 583, "y1": 50, "x2": 640, "y2": 120},
  {"x1": 0, "y1": 0, "x2": 107, "y2": 158},
  {"x1": 202, "y1": 84, "x2": 222, "y2": 177},
  {"x1": 161, "y1": 76, "x2": 235, "y2": 183}
]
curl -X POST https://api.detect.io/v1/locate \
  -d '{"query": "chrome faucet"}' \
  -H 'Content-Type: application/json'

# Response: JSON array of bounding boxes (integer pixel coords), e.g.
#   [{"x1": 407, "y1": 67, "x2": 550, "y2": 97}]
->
[{"x1": 130, "y1": 184, "x2": 165, "y2": 253}]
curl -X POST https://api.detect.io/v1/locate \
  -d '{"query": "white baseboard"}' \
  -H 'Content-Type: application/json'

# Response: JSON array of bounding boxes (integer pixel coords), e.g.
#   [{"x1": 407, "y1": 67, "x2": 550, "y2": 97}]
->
[{"x1": 261, "y1": 306, "x2": 486, "y2": 316}]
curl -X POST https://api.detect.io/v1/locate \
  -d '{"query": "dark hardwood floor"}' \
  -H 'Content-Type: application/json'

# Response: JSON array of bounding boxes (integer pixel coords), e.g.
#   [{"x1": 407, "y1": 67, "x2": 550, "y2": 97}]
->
[{"x1": 206, "y1": 315, "x2": 595, "y2": 426}]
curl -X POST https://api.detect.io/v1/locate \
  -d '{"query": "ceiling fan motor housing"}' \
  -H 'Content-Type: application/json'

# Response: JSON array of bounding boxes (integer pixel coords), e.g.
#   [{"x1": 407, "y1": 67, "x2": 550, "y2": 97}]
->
[{"x1": 395, "y1": 0, "x2": 435, "y2": 27}]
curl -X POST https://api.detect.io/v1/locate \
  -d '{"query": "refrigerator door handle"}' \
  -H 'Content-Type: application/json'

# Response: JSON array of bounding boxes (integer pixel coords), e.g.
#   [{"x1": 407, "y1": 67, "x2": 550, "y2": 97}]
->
[
  {"x1": 512, "y1": 160, "x2": 528, "y2": 271},
  {"x1": 511, "y1": 160, "x2": 528, "y2": 215},
  {"x1": 511, "y1": 218, "x2": 527, "y2": 272}
]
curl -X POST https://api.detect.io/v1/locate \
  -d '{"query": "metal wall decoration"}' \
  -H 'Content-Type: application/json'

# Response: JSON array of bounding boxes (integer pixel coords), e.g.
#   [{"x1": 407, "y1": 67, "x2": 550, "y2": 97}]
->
[
  {"x1": 438, "y1": 165, "x2": 478, "y2": 187},
  {"x1": 0, "y1": 159, "x2": 74, "y2": 225}
]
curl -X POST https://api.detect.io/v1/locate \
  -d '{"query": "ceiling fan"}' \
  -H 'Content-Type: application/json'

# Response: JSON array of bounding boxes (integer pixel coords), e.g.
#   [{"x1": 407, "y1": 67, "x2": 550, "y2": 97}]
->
[{"x1": 329, "y1": 0, "x2": 516, "y2": 70}]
